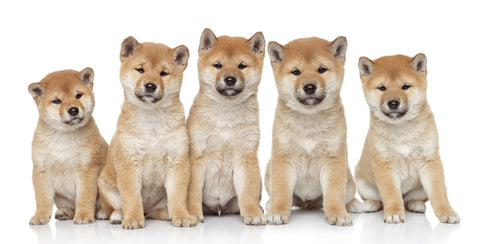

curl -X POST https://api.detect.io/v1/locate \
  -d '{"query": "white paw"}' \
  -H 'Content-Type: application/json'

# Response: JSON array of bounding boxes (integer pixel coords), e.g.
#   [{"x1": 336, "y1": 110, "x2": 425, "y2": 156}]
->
[
  {"x1": 438, "y1": 212, "x2": 460, "y2": 224},
  {"x1": 109, "y1": 211, "x2": 122, "y2": 225},
  {"x1": 267, "y1": 214, "x2": 289, "y2": 225},
  {"x1": 384, "y1": 214, "x2": 405, "y2": 224},
  {"x1": 406, "y1": 201, "x2": 426, "y2": 213},
  {"x1": 363, "y1": 200, "x2": 382, "y2": 213},
  {"x1": 347, "y1": 199, "x2": 364, "y2": 213},
  {"x1": 95, "y1": 208, "x2": 109, "y2": 220},
  {"x1": 243, "y1": 215, "x2": 267, "y2": 225}
]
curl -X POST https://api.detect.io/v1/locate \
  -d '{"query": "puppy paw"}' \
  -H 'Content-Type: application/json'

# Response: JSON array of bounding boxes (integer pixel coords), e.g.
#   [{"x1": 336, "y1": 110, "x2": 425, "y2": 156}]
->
[
  {"x1": 171, "y1": 215, "x2": 197, "y2": 227},
  {"x1": 192, "y1": 214, "x2": 204, "y2": 223},
  {"x1": 326, "y1": 213, "x2": 353, "y2": 226},
  {"x1": 406, "y1": 200, "x2": 426, "y2": 213},
  {"x1": 109, "y1": 210, "x2": 122, "y2": 225},
  {"x1": 347, "y1": 198, "x2": 364, "y2": 213},
  {"x1": 74, "y1": 213, "x2": 95, "y2": 224},
  {"x1": 383, "y1": 213, "x2": 405, "y2": 224},
  {"x1": 436, "y1": 210, "x2": 460, "y2": 224},
  {"x1": 55, "y1": 208, "x2": 74, "y2": 221},
  {"x1": 29, "y1": 215, "x2": 51, "y2": 225},
  {"x1": 95, "y1": 208, "x2": 109, "y2": 220},
  {"x1": 243, "y1": 215, "x2": 268, "y2": 225},
  {"x1": 267, "y1": 213, "x2": 289, "y2": 225},
  {"x1": 122, "y1": 216, "x2": 145, "y2": 230}
]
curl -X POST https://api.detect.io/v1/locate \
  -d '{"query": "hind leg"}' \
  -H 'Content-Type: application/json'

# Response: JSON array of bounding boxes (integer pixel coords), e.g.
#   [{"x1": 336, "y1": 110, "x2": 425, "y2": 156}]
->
[
  {"x1": 98, "y1": 177, "x2": 123, "y2": 225},
  {"x1": 404, "y1": 187, "x2": 427, "y2": 213},
  {"x1": 54, "y1": 195, "x2": 75, "y2": 221},
  {"x1": 356, "y1": 179, "x2": 383, "y2": 213}
]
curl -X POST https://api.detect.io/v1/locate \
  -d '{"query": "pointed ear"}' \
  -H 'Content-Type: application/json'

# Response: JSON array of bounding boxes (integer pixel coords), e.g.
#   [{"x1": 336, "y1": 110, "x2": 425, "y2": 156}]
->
[
  {"x1": 248, "y1": 32, "x2": 265, "y2": 58},
  {"x1": 199, "y1": 28, "x2": 217, "y2": 55},
  {"x1": 78, "y1": 67, "x2": 94, "y2": 88},
  {"x1": 410, "y1": 53, "x2": 427, "y2": 74},
  {"x1": 358, "y1": 56, "x2": 375, "y2": 78},
  {"x1": 268, "y1": 41, "x2": 286, "y2": 64},
  {"x1": 173, "y1": 45, "x2": 189, "y2": 68},
  {"x1": 28, "y1": 82, "x2": 46, "y2": 103},
  {"x1": 328, "y1": 36, "x2": 347, "y2": 63},
  {"x1": 120, "y1": 36, "x2": 140, "y2": 60}
]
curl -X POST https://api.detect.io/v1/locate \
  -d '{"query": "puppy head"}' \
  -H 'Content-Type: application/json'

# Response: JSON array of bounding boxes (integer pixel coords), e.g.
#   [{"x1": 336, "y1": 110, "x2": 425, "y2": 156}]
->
[
  {"x1": 29, "y1": 68, "x2": 95, "y2": 131},
  {"x1": 359, "y1": 53, "x2": 428, "y2": 123},
  {"x1": 197, "y1": 28, "x2": 265, "y2": 102},
  {"x1": 119, "y1": 36, "x2": 189, "y2": 106},
  {"x1": 268, "y1": 36, "x2": 347, "y2": 114}
]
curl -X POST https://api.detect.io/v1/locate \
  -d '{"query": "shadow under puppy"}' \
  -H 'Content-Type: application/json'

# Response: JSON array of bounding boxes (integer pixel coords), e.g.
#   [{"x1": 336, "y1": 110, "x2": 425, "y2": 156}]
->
[
  {"x1": 98, "y1": 36, "x2": 195, "y2": 229},
  {"x1": 187, "y1": 28, "x2": 267, "y2": 225},
  {"x1": 29, "y1": 68, "x2": 108, "y2": 225},
  {"x1": 355, "y1": 54, "x2": 460, "y2": 224},
  {"x1": 264, "y1": 37, "x2": 362, "y2": 226}
]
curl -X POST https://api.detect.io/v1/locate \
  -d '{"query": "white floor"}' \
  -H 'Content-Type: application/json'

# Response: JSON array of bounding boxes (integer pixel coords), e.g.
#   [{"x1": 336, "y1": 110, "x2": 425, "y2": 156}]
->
[{"x1": 20, "y1": 206, "x2": 472, "y2": 244}]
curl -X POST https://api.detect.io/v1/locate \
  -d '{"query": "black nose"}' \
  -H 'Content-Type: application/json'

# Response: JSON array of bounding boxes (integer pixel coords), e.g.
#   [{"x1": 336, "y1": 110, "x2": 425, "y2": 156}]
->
[
  {"x1": 303, "y1": 84, "x2": 317, "y2": 95},
  {"x1": 388, "y1": 100, "x2": 400, "y2": 110},
  {"x1": 68, "y1": 107, "x2": 79, "y2": 116},
  {"x1": 144, "y1": 83, "x2": 157, "y2": 93},
  {"x1": 224, "y1": 76, "x2": 237, "y2": 87}
]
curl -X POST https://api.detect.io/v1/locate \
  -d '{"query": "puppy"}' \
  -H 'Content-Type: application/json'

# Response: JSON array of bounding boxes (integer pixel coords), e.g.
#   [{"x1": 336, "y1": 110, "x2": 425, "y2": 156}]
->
[
  {"x1": 28, "y1": 68, "x2": 108, "y2": 225},
  {"x1": 98, "y1": 37, "x2": 195, "y2": 229},
  {"x1": 264, "y1": 37, "x2": 361, "y2": 226},
  {"x1": 187, "y1": 28, "x2": 267, "y2": 225},
  {"x1": 355, "y1": 54, "x2": 460, "y2": 224}
]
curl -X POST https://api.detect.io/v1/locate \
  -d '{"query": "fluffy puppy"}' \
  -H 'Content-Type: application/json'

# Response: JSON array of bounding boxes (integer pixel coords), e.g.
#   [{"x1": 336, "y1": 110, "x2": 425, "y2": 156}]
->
[
  {"x1": 264, "y1": 37, "x2": 361, "y2": 226},
  {"x1": 355, "y1": 54, "x2": 460, "y2": 224},
  {"x1": 98, "y1": 37, "x2": 195, "y2": 229},
  {"x1": 187, "y1": 28, "x2": 267, "y2": 225},
  {"x1": 28, "y1": 68, "x2": 108, "y2": 225}
]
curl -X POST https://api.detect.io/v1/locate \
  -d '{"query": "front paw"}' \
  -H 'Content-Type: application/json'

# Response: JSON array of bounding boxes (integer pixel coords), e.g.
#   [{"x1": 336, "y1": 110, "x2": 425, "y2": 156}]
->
[
  {"x1": 55, "y1": 208, "x2": 74, "y2": 221},
  {"x1": 243, "y1": 215, "x2": 267, "y2": 225},
  {"x1": 436, "y1": 209, "x2": 460, "y2": 224},
  {"x1": 29, "y1": 215, "x2": 51, "y2": 225},
  {"x1": 326, "y1": 212, "x2": 353, "y2": 226},
  {"x1": 122, "y1": 216, "x2": 145, "y2": 230},
  {"x1": 171, "y1": 215, "x2": 197, "y2": 227},
  {"x1": 383, "y1": 212, "x2": 405, "y2": 224},
  {"x1": 266, "y1": 207, "x2": 291, "y2": 225},
  {"x1": 73, "y1": 213, "x2": 95, "y2": 224}
]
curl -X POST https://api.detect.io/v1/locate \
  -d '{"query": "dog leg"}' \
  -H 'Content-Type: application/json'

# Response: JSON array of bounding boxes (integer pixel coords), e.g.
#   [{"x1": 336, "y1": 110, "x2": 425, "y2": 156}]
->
[
  {"x1": 188, "y1": 155, "x2": 206, "y2": 223},
  {"x1": 266, "y1": 154, "x2": 296, "y2": 225},
  {"x1": 234, "y1": 153, "x2": 267, "y2": 225},
  {"x1": 165, "y1": 155, "x2": 197, "y2": 227},
  {"x1": 321, "y1": 158, "x2": 352, "y2": 226},
  {"x1": 30, "y1": 166, "x2": 54, "y2": 225},
  {"x1": 116, "y1": 158, "x2": 144, "y2": 229},
  {"x1": 73, "y1": 163, "x2": 99, "y2": 224},
  {"x1": 54, "y1": 195, "x2": 75, "y2": 220},
  {"x1": 420, "y1": 157, "x2": 460, "y2": 224},
  {"x1": 374, "y1": 161, "x2": 405, "y2": 224}
]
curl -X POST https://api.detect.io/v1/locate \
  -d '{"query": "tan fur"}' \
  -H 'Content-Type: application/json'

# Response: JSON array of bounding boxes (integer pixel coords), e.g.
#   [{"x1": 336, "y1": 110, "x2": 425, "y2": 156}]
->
[
  {"x1": 28, "y1": 68, "x2": 108, "y2": 225},
  {"x1": 187, "y1": 29, "x2": 267, "y2": 225},
  {"x1": 98, "y1": 36, "x2": 195, "y2": 229},
  {"x1": 355, "y1": 54, "x2": 460, "y2": 224},
  {"x1": 264, "y1": 37, "x2": 361, "y2": 226}
]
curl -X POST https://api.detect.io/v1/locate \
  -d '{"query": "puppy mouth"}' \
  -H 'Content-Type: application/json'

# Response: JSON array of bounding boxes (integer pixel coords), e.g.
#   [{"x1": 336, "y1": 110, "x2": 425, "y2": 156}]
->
[
  {"x1": 297, "y1": 95, "x2": 325, "y2": 106},
  {"x1": 383, "y1": 110, "x2": 407, "y2": 118},
  {"x1": 65, "y1": 117, "x2": 84, "y2": 125},
  {"x1": 135, "y1": 93, "x2": 161, "y2": 103},
  {"x1": 217, "y1": 88, "x2": 243, "y2": 97}
]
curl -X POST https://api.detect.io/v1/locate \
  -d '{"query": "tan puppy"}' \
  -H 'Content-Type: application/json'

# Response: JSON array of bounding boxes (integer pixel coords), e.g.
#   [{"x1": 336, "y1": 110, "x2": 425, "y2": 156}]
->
[
  {"x1": 28, "y1": 68, "x2": 108, "y2": 225},
  {"x1": 265, "y1": 37, "x2": 361, "y2": 226},
  {"x1": 355, "y1": 54, "x2": 460, "y2": 224},
  {"x1": 98, "y1": 37, "x2": 195, "y2": 229},
  {"x1": 187, "y1": 28, "x2": 267, "y2": 225}
]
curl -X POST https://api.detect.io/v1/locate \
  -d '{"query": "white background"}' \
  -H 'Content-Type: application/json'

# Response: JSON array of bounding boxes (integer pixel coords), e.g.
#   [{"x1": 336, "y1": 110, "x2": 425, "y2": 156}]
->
[{"x1": 1, "y1": 0, "x2": 478, "y2": 243}]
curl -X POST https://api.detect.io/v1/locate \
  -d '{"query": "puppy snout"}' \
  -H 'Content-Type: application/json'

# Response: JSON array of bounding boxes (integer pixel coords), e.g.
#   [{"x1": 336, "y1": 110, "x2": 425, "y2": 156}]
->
[
  {"x1": 388, "y1": 100, "x2": 400, "y2": 110},
  {"x1": 224, "y1": 76, "x2": 237, "y2": 87},
  {"x1": 144, "y1": 83, "x2": 157, "y2": 93},
  {"x1": 303, "y1": 84, "x2": 317, "y2": 95},
  {"x1": 68, "y1": 107, "x2": 79, "y2": 117}
]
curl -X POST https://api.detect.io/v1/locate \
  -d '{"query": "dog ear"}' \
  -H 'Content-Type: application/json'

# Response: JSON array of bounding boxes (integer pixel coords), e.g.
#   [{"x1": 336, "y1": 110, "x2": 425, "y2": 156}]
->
[
  {"x1": 328, "y1": 36, "x2": 347, "y2": 63},
  {"x1": 120, "y1": 36, "x2": 140, "y2": 60},
  {"x1": 173, "y1": 45, "x2": 189, "y2": 68},
  {"x1": 248, "y1": 32, "x2": 265, "y2": 58},
  {"x1": 358, "y1": 57, "x2": 375, "y2": 78},
  {"x1": 268, "y1": 41, "x2": 286, "y2": 64},
  {"x1": 78, "y1": 67, "x2": 94, "y2": 88},
  {"x1": 199, "y1": 28, "x2": 217, "y2": 55},
  {"x1": 28, "y1": 82, "x2": 46, "y2": 103},
  {"x1": 410, "y1": 53, "x2": 427, "y2": 74}
]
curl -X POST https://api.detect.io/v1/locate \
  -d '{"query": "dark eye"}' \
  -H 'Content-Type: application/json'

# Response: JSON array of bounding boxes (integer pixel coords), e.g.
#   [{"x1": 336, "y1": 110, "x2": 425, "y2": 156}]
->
[
  {"x1": 52, "y1": 98, "x2": 62, "y2": 104},
  {"x1": 291, "y1": 69, "x2": 301, "y2": 76},
  {"x1": 238, "y1": 63, "x2": 247, "y2": 69},
  {"x1": 213, "y1": 63, "x2": 222, "y2": 69},
  {"x1": 135, "y1": 67, "x2": 144, "y2": 74},
  {"x1": 318, "y1": 66, "x2": 328, "y2": 74},
  {"x1": 378, "y1": 85, "x2": 386, "y2": 91},
  {"x1": 160, "y1": 71, "x2": 168, "y2": 77},
  {"x1": 402, "y1": 84, "x2": 411, "y2": 90},
  {"x1": 76, "y1": 93, "x2": 83, "y2": 99}
]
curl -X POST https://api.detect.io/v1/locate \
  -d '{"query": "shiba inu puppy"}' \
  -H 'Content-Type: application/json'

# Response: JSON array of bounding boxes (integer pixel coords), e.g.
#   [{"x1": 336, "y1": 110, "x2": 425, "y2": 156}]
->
[
  {"x1": 264, "y1": 37, "x2": 361, "y2": 226},
  {"x1": 355, "y1": 54, "x2": 460, "y2": 224},
  {"x1": 98, "y1": 36, "x2": 195, "y2": 229},
  {"x1": 187, "y1": 28, "x2": 267, "y2": 225},
  {"x1": 28, "y1": 68, "x2": 108, "y2": 225}
]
